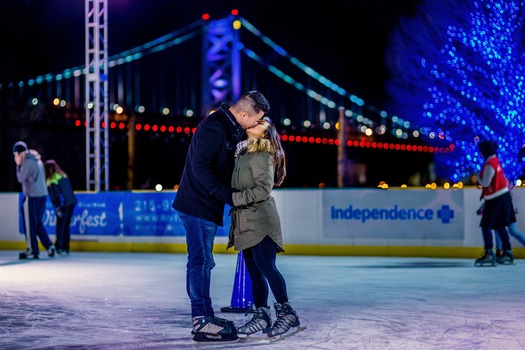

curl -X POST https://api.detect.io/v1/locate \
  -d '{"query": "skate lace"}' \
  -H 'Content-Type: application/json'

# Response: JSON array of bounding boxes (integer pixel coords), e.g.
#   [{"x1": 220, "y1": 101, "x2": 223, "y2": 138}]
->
[
  {"x1": 272, "y1": 311, "x2": 296, "y2": 332},
  {"x1": 239, "y1": 308, "x2": 269, "y2": 333},
  {"x1": 241, "y1": 317, "x2": 265, "y2": 333}
]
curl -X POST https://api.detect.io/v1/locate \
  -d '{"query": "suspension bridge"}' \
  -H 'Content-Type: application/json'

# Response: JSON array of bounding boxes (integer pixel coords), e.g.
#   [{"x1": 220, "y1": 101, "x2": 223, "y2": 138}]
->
[{"x1": 0, "y1": 11, "x2": 440, "y2": 191}]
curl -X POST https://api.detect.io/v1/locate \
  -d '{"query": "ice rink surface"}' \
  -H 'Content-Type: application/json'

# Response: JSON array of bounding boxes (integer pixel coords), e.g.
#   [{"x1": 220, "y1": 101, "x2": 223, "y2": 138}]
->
[{"x1": 1, "y1": 250, "x2": 524, "y2": 350}]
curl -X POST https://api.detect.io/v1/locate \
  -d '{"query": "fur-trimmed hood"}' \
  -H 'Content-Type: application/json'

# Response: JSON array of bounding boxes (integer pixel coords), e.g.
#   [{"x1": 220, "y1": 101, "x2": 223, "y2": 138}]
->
[{"x1": 246, "y1": 137, "x2": 272, "y2": 154}]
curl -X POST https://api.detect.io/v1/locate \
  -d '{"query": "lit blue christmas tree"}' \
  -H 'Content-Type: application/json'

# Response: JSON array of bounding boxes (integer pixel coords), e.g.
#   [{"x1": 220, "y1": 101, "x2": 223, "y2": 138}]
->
[{"x1": 385, "y1": 0, "x2": 525, "y2": 182}]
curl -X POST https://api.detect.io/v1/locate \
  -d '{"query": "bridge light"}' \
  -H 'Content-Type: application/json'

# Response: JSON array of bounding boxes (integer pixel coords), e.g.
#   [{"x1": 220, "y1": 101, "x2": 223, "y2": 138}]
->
[{"x1": 233, "y1": 20, "x2": 242, "y2": 30}]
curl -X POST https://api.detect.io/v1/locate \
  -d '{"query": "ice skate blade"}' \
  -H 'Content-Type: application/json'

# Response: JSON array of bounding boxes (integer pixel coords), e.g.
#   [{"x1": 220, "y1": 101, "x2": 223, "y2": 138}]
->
[
  {"x1": 474, "y1": 262, "x2": 496, "y2": 267},
  {"x1": 237, "y1": 330, "x2": 270, "y2": 339},
  {"x1": 238, "y1": 334, "x2": 270, "y2": 342},
  {"x1": 268, "y1": 325, "x2": 307, "y2": 342},
  {"x1": 240, "y1": 326, "x2": 307, "y2": 343}
]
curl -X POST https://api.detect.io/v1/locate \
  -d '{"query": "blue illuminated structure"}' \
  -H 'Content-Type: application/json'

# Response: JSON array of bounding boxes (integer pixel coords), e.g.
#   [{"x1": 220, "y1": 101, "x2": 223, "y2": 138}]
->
[
  {"x1": 385, "y1": 0, "x2": 525, "y2": 182},
  {"x1": 202, "y1": 14, "x2": 241, "y2": 110}
]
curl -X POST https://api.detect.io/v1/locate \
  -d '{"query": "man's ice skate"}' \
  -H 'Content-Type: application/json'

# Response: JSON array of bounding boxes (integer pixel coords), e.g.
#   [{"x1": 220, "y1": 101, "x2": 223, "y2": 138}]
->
[
  {"x1": 191, "y1": 316, "x2": 239, "y2": 343},
  {"x1": 19, "y1": 249, "x2": 39, "y2": 260},
  {"x1": 267, "y1": 302, "x2": 301, "y2": 339},
  {"x1": 474, "y1": 249, "x2": 496, "y2": 267},
  {"x1": 496, "y1": 250, "x2": 515, "y2": 265},
  {"x1": 191, "y1": 316, "x2": 236, "y2": 335},
  {"x1": 238, "y1": 306, "x2": 272, "y2": 336}
]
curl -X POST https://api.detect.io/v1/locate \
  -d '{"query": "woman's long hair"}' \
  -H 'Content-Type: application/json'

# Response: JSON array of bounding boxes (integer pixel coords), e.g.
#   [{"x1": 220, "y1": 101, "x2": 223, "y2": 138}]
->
[
  {"x1": 44, "y1": 159, "x2": 67, "y2": 180},
  {"x1": 263, "y1": 118, "x2": 287, "y2": 187}
]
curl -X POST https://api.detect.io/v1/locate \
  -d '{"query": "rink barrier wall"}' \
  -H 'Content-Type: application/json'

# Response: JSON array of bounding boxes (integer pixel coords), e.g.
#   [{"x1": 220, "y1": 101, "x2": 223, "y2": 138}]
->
[{"x1": 0, "y1": 188, "x2": 524, "y2": 258}]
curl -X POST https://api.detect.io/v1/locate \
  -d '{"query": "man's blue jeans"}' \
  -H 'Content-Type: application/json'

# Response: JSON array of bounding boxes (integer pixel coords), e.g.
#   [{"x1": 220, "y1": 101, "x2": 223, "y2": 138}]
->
[{"x1": 178, "y1": 212, "x2": 217, "y2": 318}]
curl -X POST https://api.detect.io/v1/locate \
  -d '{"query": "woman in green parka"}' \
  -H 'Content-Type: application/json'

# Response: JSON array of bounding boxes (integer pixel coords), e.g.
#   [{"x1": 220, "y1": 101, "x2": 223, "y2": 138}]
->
[{"x1": 228, "y1": 117, "x2": 301, "y2": 338}]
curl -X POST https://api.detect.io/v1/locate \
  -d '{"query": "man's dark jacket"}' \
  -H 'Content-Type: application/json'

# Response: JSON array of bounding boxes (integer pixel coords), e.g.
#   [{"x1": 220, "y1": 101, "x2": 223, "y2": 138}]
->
[{"x1": 172, "y1": 103, "x2": 245, "y2": 226}]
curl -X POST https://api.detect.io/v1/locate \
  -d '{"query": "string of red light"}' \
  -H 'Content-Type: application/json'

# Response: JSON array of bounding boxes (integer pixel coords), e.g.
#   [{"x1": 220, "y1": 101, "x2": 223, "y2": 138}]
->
[{"x1": 74, "y1": 119, "x2": 449, "y2": 153}]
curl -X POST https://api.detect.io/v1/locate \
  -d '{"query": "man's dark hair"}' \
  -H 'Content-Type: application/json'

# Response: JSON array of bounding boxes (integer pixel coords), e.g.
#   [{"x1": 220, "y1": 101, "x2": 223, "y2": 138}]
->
[{"x1": 242, "y1": 91, "x2": 270, "y2": 114}]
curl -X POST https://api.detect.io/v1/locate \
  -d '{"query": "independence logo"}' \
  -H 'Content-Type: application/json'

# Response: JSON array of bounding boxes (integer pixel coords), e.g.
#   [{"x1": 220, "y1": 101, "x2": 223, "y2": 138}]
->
[{"x1": 331, "y1": 204, "x2": 454, "y2": 224}]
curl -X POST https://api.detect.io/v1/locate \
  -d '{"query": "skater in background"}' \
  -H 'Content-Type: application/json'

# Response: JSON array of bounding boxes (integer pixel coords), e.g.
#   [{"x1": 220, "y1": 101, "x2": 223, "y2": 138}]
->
[
  {"x1": 474, "y1": 140, "x2": 514, "y2": 266},
  {"x1": 13, "y1": 141, "x2": 56, "y2": 260},
  {"x1": 227, "y1": 117, "x2": 301, "y2": 338},
  {"x1": 476, "y1": 180, "x2": 525, "y2": 256},
  {"x1": 172, "y1": 91, "x2": 270, "y2": 343},
  {"x1": 45, "y1": 159, "x2": 78, "y2": 255}
]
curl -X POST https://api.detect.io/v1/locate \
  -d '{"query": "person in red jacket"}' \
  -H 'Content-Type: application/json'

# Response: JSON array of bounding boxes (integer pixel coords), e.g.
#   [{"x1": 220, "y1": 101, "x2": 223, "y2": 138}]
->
[{"x1": 474, "y1": 140, "x2": 514, "y2": 266}]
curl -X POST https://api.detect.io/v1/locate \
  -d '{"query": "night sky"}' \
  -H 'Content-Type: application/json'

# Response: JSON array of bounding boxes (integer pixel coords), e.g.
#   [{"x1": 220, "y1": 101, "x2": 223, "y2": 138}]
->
[
  {"x1": 1, "y1": 0, "x2": 421, "y2": 109},
  {"x1": 0, "y1": 0, "x2": 427, "y2": 190}
]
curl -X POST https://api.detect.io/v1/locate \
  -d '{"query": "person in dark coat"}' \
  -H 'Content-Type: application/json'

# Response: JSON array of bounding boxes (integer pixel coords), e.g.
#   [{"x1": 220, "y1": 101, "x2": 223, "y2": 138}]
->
[
  {"x1": 172, "y1": 91, "x2": 270, "y2": 343},
  {"x1": 45, "y1": 159, "x2": 78, "y2": 255}
]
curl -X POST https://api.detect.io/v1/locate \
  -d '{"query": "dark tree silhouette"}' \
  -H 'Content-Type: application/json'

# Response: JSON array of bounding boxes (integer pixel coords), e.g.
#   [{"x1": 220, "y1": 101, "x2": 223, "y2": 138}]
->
[{"x1": 385, "y1": 0, "x2": 525, "y2": 182}]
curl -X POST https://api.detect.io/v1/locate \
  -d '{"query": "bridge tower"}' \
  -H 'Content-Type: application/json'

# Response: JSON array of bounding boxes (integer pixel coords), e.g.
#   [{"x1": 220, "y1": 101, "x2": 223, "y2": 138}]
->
[
  {"x1": 85, "y1": 0, "x2": 109, "y2": 191},
  {"x1": 201, "y1": 15, "x2": 241, "y2": 112}
]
